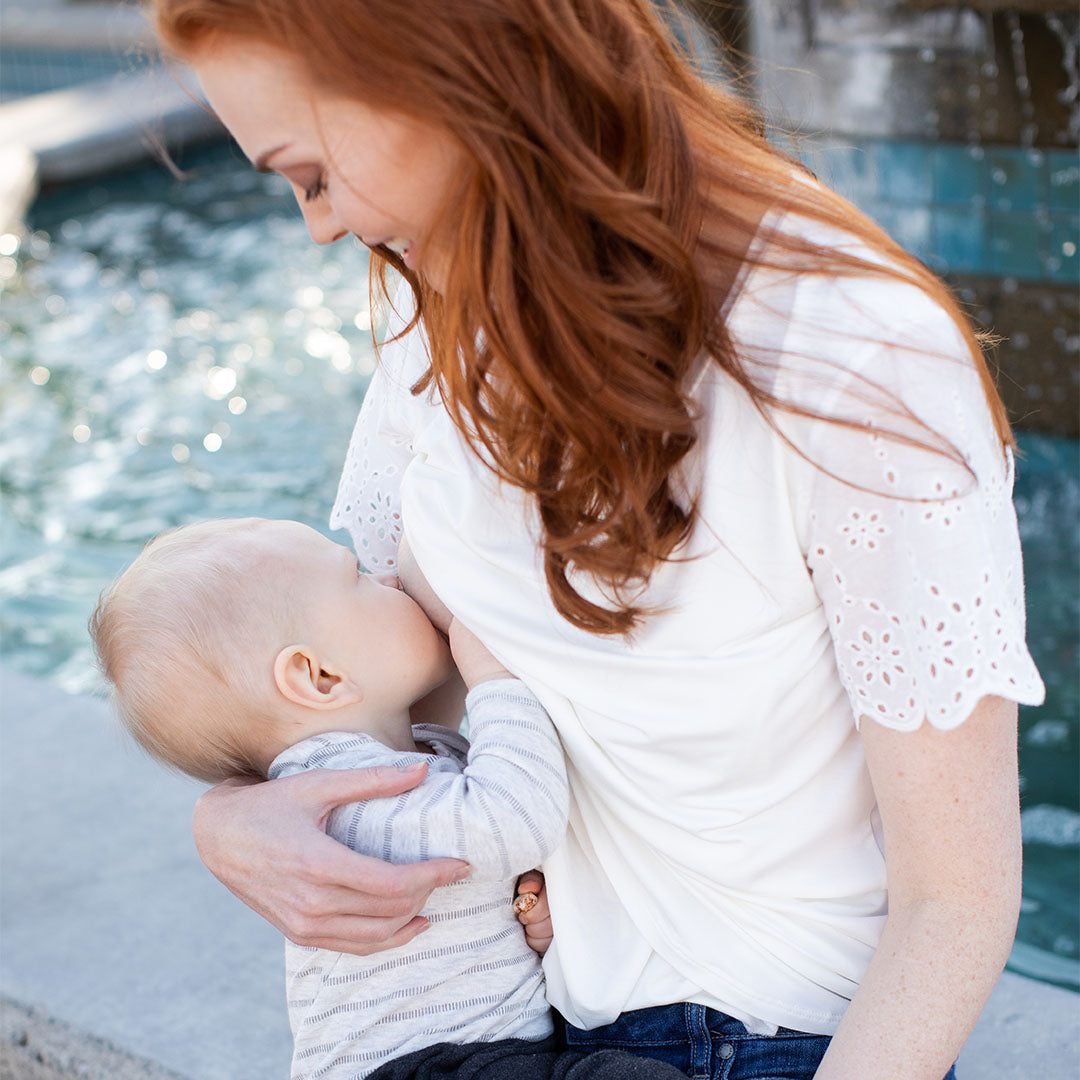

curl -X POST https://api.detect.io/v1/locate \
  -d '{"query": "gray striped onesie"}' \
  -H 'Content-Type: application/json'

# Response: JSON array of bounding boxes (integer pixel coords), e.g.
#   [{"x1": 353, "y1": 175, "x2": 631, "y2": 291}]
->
[{"x1": 267, "y1": 678, "x2": 569, "y2": 1080}]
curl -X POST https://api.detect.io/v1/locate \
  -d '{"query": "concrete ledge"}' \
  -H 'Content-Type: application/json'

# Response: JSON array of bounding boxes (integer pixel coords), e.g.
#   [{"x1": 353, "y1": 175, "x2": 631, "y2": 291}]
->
[
  {"x1": 0, "y1": 66, "x2": 223, "y2": 186},
  {"x1": 0, "y1": 145, "x2": 37, "y2": 236},
  {"x1": 0, "y1": 0, "x2": 153, "y2": 52},
  {"x1": 1, "y1": 668, "x2": 1077, "y2": 1078},
  {"x1": 1, "y1": 997, "x2": 186, "y2": 1080},
  {"x1": 0, "y1": 668, "x2": 292, "y2": 1080}
]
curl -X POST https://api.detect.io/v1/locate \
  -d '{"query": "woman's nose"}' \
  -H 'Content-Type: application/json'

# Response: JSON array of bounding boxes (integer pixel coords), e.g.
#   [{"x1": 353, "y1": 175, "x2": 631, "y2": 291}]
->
[{"x1": 299, "y1": 199, "x2": 347, "y2": 245}]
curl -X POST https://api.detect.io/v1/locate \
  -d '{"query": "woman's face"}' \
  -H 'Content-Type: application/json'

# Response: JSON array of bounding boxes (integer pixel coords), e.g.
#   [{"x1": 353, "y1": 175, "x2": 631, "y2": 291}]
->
[{"x1": 192, "y1": 39, "x2": 467, "y2": 288}]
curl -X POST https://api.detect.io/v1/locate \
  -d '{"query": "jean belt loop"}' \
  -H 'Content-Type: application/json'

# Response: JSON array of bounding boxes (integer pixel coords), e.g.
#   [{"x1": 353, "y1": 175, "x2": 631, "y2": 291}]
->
[{"x1": 686, "y1": 1002, "x2": 711, "y2": 1078}]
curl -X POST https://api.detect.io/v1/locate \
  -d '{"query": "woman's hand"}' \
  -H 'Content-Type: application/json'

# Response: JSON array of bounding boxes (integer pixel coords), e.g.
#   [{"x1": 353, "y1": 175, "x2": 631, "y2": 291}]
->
[
  {"x1": 515, "y1": 870, "x2": 554, "y2": 955},
  {"x1": 193, "y1": 764, "x2": 470, "y2": 954}
]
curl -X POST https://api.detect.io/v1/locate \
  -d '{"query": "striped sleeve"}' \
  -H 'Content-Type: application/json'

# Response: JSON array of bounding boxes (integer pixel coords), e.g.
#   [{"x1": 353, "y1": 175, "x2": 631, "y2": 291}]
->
[{"x1": 326, "y1": 680, "x2": 569, "y2": 881}]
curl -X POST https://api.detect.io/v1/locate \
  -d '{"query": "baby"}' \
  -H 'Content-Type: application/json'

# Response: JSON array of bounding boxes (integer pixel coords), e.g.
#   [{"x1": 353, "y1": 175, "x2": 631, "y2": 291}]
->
[{"x1": 89, "y1": 517, "x2": 567, "y2": 1078}]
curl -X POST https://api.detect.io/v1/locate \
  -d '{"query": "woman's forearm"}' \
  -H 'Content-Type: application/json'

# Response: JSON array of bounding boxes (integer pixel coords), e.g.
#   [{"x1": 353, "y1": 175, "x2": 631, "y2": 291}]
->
[
  {"x1": 815, "y1": 893, "x2": 1018, "y2": 1078},
  {"x1": 821, "y1": 696, "x2": 1023, "y2": 1079}
]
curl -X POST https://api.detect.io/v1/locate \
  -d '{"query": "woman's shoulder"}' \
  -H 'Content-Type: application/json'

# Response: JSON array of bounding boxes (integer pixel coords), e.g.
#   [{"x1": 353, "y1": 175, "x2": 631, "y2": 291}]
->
[
  {"x1": 726, "y1": 206, "x2": 980, "y2": 430},
  {"x1": 720, "y1": 204, "x2": 1005, "y2": 495},
  {"x1": 737, "y1": 207, "x2": 967, "y2": 367}
]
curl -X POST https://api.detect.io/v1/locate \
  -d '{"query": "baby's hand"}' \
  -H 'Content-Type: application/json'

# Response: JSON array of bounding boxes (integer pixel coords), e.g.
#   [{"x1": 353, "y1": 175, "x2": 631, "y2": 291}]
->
[
  {"x1": 515, "y1": 870, "x2": 553, "y2": 955},
  {"x1": 449, "y1": 618, "x2": 511, "y2": 689}
]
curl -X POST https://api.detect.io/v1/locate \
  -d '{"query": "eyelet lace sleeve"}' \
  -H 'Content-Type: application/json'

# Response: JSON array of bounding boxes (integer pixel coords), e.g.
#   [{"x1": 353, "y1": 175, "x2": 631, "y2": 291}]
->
[
  {"x1": 329, "y1": 282, "x2": 429, "y2": 571},
  {"x1": 779, "y1": 294, "x2": 1045, "y2": 732}
]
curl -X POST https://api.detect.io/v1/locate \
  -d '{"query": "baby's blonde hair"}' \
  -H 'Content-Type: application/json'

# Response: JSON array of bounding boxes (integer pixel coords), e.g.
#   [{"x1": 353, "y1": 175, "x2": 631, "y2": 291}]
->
[{"x1": 90, "y1": 518, "x2": 293, "y2": 783}]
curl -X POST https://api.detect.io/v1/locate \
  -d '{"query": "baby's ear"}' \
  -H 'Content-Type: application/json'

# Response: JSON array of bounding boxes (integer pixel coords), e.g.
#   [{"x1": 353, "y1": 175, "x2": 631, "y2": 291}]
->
[{"x1": 272, "y1": 646, "x2": 362, "y2": 710}]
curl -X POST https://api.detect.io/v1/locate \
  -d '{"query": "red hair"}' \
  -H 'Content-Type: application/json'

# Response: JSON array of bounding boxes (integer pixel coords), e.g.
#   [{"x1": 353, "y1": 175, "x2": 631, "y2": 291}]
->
[{"x1": 153, "y1": 0, "x2": 1013, "y2": 634}]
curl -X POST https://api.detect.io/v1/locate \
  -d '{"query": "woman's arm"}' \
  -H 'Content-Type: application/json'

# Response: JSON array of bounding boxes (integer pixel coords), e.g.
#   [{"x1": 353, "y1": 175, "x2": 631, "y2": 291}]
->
[
  {"x1": 192, "y1": 762, "x2": 471, "y2": 954},
  {"x1": 814, "y1": 694, "x2": 1022, "y2": 1079}
]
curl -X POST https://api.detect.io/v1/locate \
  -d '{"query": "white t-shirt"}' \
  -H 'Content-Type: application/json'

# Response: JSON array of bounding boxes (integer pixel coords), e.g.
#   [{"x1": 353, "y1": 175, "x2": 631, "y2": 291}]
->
[{"x1": 329, "y1": 212, "x2": 1044, "y2": 1036}]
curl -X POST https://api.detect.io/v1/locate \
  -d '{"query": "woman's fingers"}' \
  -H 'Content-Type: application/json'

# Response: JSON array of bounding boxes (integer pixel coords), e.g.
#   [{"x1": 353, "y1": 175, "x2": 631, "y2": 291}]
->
[
  {"x1": 515, "y1": 870, "x2": 553, "y2": 955},
  {"x1": 289, "y1": 762, "x2": 433, "y2": 822},
  {"x1": 191, "y1": 766, "x2": 471, "y2": 953},
  {"x1": 304, "y1": 830, "x2": 470, "y2": 913},
  {"x1": 284, "y1": 914, "x2": 434, "y2": 956}
]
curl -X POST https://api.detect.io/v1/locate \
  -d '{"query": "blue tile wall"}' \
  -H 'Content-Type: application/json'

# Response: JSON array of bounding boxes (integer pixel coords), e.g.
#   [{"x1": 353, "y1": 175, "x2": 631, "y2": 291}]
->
[
  {"x1": 932, "y1": 144, "x2": 987, "y2": 207},
  {"x1": 932, "y1": 207, "x2": 987, "y2": 270},
  {"x1": 874, "y1": 141, "x2": 934, "y2": 205},
  {"x1": 986, "y1": 147, "x2": 1046, "y2": 211},
  {"x1": 1047, "y1": 152, "x2": 1079, "y2": 214},
  {"x1": 1047, "y1": 216, "x2": 1080, "y2": 283},
  {"x1": 804, "y1": 137, "x2": 1079, "y2": 283}
]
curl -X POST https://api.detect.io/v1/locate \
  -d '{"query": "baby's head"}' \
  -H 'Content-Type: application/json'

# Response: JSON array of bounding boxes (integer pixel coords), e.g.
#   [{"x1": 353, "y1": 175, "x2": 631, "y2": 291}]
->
[{"x1": 90, "y1": 518, "x2": 452, "y2": 783}]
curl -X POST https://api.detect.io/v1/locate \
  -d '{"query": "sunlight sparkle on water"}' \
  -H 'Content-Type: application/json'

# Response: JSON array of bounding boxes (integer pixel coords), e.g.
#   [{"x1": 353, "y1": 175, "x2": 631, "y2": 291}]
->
[
  {"x1": 206, "y1": 366, "x2": 238, "y2": 398},
  {"x1": 29, "y1": 366, "x2": 50, "y2": 385}
]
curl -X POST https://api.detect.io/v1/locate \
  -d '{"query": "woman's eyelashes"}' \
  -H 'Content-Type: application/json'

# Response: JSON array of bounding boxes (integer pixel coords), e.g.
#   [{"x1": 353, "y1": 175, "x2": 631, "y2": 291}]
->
[{"x1": 303, "y1": 173, "x2": 327, "y2": 201}]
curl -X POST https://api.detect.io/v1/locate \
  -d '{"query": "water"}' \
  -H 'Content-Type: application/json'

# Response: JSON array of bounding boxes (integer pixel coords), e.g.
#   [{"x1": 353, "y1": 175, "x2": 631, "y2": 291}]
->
[
  {"x1": 1, "y1": 142, "x2": 1077, "y2": 991},
  {"x1": 1, "y1": 143, "x2": 376, "y2": 691}
]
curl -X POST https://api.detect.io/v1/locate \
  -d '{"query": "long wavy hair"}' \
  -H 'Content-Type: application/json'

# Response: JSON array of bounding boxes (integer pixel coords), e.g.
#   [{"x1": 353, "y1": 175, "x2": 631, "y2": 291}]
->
[{"x1": 152, "y1": 0, "x2": 1013, "y2": 635}]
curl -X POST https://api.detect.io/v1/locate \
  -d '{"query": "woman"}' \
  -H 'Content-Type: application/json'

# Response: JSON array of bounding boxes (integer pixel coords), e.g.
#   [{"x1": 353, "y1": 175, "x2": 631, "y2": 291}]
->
[{"x1": 152, "y1": 1, "x2": 1044, "y2": 1077}]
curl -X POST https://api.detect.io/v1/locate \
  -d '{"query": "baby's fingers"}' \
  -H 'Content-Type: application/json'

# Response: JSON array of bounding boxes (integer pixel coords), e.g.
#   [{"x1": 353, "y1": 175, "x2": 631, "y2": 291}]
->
[
  {"x1": 522, "y1": 915, "x2": 553, "y2": 955},
  {"x1": 515, "y1": 870, "x2": 553, "y2": 954}
]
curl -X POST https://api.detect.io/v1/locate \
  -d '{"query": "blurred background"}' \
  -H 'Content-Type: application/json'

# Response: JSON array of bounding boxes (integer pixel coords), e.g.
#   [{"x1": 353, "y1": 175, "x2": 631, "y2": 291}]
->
[{"x1": 0, "y1": 0, "x2": 1077, "y2": 1044}]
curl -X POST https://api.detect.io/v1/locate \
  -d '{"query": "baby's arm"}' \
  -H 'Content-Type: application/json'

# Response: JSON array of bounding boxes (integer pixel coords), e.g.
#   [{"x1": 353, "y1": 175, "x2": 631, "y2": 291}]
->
[{"x1": 327, "y1": 623, "x2": 569, "y2": 882}]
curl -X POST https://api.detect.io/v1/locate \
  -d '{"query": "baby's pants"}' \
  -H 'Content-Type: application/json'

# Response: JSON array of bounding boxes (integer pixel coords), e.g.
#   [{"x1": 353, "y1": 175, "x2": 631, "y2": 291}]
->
[{"x1": 366, "y1": 1036, "x2": 686, "y2": 1079}]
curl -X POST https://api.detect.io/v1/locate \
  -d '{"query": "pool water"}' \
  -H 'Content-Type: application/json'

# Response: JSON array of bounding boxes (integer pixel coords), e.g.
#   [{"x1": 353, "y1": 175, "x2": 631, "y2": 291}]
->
[{"x1": 1, "y1": 142, "x2": 1077, "y2": 991}]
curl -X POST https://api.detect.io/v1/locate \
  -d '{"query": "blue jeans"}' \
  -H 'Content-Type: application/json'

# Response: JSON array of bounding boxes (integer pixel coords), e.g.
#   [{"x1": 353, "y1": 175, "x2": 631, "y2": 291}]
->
[{"x1": 562, "y1": 1003, "x2": 959, "y2": 1080}]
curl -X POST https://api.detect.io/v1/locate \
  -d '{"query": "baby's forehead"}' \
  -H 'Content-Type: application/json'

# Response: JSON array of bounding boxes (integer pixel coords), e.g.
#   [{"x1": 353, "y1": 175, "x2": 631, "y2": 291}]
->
[{"x1": 231, "y1": 519, "x2": 346, "y2": 569}]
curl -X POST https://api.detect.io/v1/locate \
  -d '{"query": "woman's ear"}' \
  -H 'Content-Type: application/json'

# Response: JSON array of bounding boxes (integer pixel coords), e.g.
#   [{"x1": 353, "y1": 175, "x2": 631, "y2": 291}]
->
[{"x1": 272, "y1": 646, "x2": 363, "y2": 710}]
